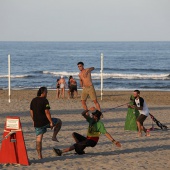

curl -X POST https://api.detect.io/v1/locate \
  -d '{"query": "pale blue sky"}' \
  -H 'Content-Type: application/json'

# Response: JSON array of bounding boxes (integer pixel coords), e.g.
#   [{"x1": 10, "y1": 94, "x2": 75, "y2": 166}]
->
[{"x1": 0, "y1": 0, "x2": 170, "y2": 41}]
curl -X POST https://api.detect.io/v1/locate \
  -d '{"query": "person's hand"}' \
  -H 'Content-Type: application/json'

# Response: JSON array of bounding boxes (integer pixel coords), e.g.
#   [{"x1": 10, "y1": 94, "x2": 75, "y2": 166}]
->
[
  {"x1": 89, "y1": 107, "x2": 96, "y2": 111},
  {"x1": 112, "y1": 140, "x2": 121, "y2": 147},
  {"x1": 50, "y1": 122, "x2": 54, "y2": 129},
  {"x1": 81, "y1": 110, "x2": 89, "y2": 116}
]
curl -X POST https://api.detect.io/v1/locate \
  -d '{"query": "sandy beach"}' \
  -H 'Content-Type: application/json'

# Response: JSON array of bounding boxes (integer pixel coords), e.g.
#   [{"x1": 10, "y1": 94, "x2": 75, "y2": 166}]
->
[{"x1": 0, "y1": 90, "x2": 170, "y2": 170}]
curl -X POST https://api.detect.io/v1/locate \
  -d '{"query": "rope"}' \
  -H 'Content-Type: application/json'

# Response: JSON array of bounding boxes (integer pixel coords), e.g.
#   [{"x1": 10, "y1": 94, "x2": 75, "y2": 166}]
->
[
  {"x1": 102, "y1": 102, "x2": 129, "y2": 113},
  {"x1": 0, "y1": 129, "x2": 21, "y2": 143}
]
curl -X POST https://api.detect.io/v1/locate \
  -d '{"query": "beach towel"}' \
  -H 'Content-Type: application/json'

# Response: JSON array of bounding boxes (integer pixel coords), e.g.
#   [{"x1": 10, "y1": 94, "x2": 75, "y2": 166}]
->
[{"x1": 124, "y1": 95, "x2": 140, "y2": 131}]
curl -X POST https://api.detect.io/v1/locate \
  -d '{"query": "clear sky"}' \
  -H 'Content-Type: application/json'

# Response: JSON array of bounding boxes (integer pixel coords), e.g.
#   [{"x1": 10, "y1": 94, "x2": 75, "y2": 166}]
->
[{"x1": 0, "y1": 0, "x2": 170, "y2": 41}]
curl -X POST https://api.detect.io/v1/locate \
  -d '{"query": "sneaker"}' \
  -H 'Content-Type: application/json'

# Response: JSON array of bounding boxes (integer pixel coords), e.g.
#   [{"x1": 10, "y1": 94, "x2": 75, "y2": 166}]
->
[
  {"x1": 75, "y1": 150, "x2": 85, "y2": 155},
  {"x1": 53, "y1": 148, "x2": 62, "y2": 156}
]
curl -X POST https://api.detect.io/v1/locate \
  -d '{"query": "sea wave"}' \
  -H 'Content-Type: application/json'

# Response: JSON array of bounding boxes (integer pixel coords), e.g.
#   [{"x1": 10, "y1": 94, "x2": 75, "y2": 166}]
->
[
  {"x1": 43, "y1": 71, "x2": 170, "y2": 80},
  {"x1": 43, "y1": 71, "x2": 78, "y2": 76},
  {"x1": 0, "y1": 74, "x2": 32, "y2": 78},
  {"x1": 95, "y1": 68, "x2": 170, "y2": 72}
]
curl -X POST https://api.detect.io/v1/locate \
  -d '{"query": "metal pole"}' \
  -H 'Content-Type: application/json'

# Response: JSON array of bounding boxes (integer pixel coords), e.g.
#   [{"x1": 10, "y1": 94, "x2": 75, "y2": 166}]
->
[
  {"x1": 101, "y1": 53, "x2": 104, "y2": 100},
  {"x1": 8, "y1": 54, "x2": 11, "y2": 103}
]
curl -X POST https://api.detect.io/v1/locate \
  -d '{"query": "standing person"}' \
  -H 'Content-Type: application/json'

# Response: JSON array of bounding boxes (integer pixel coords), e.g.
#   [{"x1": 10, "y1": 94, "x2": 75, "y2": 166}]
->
[
  {"x1": 67, "y1": 75, "x2": 73, "y2": 99},
  {"x1": 128, "y1": 90, "x2": 150, "y2": 137},
  {"x1": 56, "y1": 79, "x2": 60, "y2": 99},
  {"x1": 77, "y1": 62, "x2": 100, "y2": 111},
  {"x1": 70, "y1": 76, "x2": 78, "y2": 98},
  {"x1": 59, "y1": 75, "x2": 66, "y2": 99},
  {"x1": 30, "y1": 87, "x2": 62, "y2": 159},
  {"x1": 53, "y1": 107, "x2": 121, "y2": 156}
]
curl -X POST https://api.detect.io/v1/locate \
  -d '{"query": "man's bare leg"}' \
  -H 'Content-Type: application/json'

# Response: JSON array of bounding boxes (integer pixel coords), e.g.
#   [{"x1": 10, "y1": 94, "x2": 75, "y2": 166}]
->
[
  {"x1": 93, "y1": 100, "x2": 101, "y2": 111},
  {"x1": 62, "y1": 145, "x2": 75, "y2": 153},
  {"x1": 81, "y1": 100, "x2": 88, "y2": 110},
  {"x1": 36, "y1": 134, "x2": 43, "y2": 159},
  {"x1": 63, "y1": 88, "x2": 65, "y2": 98},
  {"x1": 52, "y1": 119, "x2": 62, "y2": 142},
  {"x1": 74, "y1": 91, "x2": 78, "y2": 98},
  {"x1": 56, "y1": 89, "x2": 60, "y2": 99},
  {"x1": 136, "y1": 121, "x2": 142, "y2": 137},
  {"x1": 141, "y1": 125, "x2": 150, "y2": 137},
  {"x1": 68, "y1": 90, "x2": 70, "y2": 99}
]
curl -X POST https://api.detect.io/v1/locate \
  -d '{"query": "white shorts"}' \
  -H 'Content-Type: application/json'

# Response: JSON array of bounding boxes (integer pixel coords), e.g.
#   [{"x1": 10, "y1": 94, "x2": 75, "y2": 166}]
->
[{"x1": 60, "y1": 83, "x2": 65, "y2": 88}]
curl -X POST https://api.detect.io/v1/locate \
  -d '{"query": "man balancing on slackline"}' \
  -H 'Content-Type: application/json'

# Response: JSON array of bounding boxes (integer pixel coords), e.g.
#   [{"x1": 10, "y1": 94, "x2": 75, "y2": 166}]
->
[
  {"x1": 77, "y1": 62, "x2": 101, "y2": 111},
  {"x1": 128, "y1": 90, "x2": 150, "y2": 137},
  {"x1": 53, "y1": 107, "x2": 121, "y2": 156}
]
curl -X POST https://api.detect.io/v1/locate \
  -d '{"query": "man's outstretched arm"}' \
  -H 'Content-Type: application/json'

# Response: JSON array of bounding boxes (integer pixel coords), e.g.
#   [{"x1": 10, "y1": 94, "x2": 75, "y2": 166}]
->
[
  {"x1": 105, "y1": 132, "x2": 121, "y2": 147},
  {"x1": 86, "y1": 67, "x2": 94, "y2": 74}
]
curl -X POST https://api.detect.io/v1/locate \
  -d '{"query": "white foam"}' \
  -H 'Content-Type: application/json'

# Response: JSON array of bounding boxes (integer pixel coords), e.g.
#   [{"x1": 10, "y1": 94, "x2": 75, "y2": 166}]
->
[
  {"x1": 43, "y1": 71, "x2": 170, "y2": 80},
  {"x1": 0, "y1": 74, "x2": 29, "y2": 78}
]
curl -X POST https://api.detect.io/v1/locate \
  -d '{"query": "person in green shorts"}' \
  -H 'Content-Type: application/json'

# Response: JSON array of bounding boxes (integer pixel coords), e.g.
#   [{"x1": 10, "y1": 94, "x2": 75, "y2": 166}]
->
[{"x1": 53, "y1": 107, "x2": 121, "y2": 156}]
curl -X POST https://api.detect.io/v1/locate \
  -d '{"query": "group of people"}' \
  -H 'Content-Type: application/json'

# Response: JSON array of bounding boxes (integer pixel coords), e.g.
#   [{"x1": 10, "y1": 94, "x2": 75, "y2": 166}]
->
[
  {"x1": 30, "y1": 61, "x2": 150, "y2": 159},
  {"x1": 56, "y1": 75, "x2": 78, "y2": 99}
]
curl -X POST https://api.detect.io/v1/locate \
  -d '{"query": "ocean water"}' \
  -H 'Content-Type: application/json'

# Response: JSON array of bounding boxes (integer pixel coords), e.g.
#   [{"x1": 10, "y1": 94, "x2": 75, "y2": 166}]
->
[{"x1": 0, "y1": 41, "x2": 170, "y2": 90}]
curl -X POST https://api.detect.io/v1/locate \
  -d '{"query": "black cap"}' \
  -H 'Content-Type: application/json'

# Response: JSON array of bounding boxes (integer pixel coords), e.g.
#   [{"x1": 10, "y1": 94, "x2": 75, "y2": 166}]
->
[{"x1": 92, "y1": 110, "x2": 102, "y2": 119}]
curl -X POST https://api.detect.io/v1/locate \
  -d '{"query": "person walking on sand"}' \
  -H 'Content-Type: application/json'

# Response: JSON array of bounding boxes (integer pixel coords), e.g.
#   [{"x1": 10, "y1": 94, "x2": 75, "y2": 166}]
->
[
  {"x1": 128, "y1": 90, "x2": 150, "y2": 137},
  {"x1": 59, "y1": 75, "x2": 66, "y2": 99},
  {"x1": 77, "y1": 62, "x2": 100, "y2": 111},
  {"x1": 30, "y1": 87, "x2": 62, "y2": 159},
  {"x1": 53, "y1": 107, "x2": 121, "y2": 156},
  {"x1": 56, "y1": 79, "x2": 60, "y2": 99}
]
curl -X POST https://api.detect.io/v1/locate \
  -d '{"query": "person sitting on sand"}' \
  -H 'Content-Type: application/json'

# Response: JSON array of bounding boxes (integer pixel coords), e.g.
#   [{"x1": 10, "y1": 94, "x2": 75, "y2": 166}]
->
[
  {"x1": 53, "y1": 107, "x2": 121, "y2": 156},
  {"x1": 128, "y1": 90, "x2": 150, "y2": 137},
  {"x1": 30, "y1": 87, "x2": 62, "y2": 159}
]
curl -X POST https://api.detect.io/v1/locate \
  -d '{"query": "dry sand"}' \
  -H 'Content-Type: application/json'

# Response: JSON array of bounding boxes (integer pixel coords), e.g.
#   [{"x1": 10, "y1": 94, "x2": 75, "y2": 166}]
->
[{"x1": 0, "y1": 90, "x2": 170, "y2": 170}]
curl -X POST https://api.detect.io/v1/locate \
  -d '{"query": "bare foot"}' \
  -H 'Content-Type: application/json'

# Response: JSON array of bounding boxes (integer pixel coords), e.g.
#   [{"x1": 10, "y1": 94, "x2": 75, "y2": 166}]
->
[
  {"x1": 38, "y1": 154, "x2": 43, "y2": 159},
  {"x1": 52, "y1": 137, "x2": 59, "y2": 142},
  {"x1": 145, "y1": 130, "x2": 151, "y2": 137},
  {"x1": 138, "y1": 132, "x2": 142, "y2": 137}
]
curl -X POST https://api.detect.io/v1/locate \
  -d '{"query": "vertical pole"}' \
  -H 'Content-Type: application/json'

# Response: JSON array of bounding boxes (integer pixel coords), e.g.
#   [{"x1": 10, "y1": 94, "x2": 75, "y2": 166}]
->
[
  {"x1": 8, "y1": 54, "x2": 11, "y2": 103},
  {"x1": 101, "y1": 53, "x2": 104, "y2": 100}
]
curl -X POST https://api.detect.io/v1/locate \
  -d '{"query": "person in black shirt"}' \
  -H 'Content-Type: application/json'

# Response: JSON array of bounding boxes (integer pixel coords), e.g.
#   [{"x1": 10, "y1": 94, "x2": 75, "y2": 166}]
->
[{"x1": 30, "y1": 87, "x2": 62, "y2": 159}]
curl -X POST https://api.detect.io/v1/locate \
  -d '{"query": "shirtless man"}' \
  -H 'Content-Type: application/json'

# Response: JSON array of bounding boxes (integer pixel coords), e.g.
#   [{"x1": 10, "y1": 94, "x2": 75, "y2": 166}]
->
[
  {"x1": 59, "y1": 75, "x2": 66, "y2": 99},
  {"x1": 77, "y1": 62, "x2": 100, "y2": 111}
]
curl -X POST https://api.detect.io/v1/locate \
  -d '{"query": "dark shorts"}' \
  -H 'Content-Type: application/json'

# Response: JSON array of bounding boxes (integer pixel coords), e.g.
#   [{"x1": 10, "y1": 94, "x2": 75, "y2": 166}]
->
[
  {"x1": 70, "y1": 85, "x2": 77, "y2": 92},
  {"x1": 35, "y1": 118, "x2": 59, "y2": 136},
  {"x1": 73, "y1": 132, "x2": 97, "y2": 154},
  {"x1": 137, "y1": 114, "x2": 147, "y2": 125}
]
